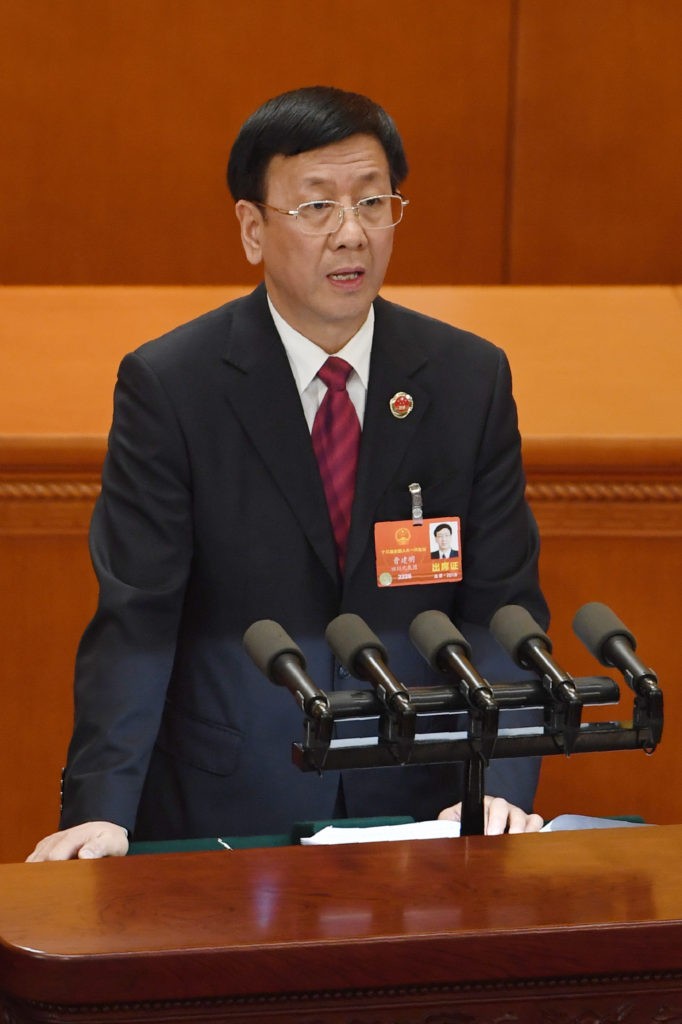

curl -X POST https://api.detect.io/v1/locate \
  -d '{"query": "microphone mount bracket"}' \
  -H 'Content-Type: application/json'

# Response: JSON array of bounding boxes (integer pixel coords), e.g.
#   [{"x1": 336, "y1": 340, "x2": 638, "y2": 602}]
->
[
  {"x1": 289, "y1": 672, "x2": 663, "y2": 835},
  {"x1": 243, "y1": 610, "x2": 663, "y2": 837}
]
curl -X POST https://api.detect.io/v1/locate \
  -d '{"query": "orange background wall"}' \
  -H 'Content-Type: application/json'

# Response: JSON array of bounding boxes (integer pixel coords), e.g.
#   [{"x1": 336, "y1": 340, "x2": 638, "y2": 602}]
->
[{"x1": 2, "y1": 0, "x2": 681, "y2": 285}]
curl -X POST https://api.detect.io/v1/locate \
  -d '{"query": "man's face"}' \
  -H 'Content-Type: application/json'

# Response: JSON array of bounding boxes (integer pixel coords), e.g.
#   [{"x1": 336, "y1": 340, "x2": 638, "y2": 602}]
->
[
  {"x1": 235, "y1": 134, "x2": 395, "y2": 352},
  {"x1": 435, "y1": 528, "x2": 452, "y2": 553}
]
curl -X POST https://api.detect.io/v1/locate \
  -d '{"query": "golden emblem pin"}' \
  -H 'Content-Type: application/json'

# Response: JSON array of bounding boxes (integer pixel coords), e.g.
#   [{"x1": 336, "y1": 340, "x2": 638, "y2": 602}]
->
[{"x1": 389, "y1": 392, "x2": 414, "y2": 419}]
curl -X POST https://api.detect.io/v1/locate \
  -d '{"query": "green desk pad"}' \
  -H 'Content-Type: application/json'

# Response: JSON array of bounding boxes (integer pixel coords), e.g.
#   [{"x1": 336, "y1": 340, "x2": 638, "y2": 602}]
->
[
  {"x1": 128, "y1": 814, "x2": 645, "y2": 855},
  {"x1": 128, "y1": 816, "x2": 415, "y2": 855}
]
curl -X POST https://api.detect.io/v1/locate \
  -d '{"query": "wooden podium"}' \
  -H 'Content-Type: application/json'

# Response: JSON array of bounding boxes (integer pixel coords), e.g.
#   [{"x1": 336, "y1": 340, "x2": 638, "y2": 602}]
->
[{"x1": 2, "y1": 825, "x2": 682, "y2": 1023}]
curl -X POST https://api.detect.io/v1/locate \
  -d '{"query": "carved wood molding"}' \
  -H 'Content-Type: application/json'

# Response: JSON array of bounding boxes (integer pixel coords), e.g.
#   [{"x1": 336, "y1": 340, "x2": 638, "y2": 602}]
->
[
  {"x1": 2, "y1": 478, "x2": 682, "y2": 538},
  {"x1": 1, "y1": 440, "x2": 681, "y2": 539},
  {"x1": 5, "y1": 970, "x2": 682, "y2": 1023},
  {"x1": 0, "y1": 481, "x2": 101, "y2": 500},
  {"x1": 5, "y1": 482, "x2": 682, "y2": 538},
  {"x1": 0, "y1": 475, "x2": 100, "y2": 534},
  {"x1": 528, "y1": 484, "x2": 682, "y2": 536},
  {"x1": 527, "y1": 481, "x2": 682, "y2": 503},
  {"x1": 2, "y1": 479, "x2": 680, "y2": 504}
]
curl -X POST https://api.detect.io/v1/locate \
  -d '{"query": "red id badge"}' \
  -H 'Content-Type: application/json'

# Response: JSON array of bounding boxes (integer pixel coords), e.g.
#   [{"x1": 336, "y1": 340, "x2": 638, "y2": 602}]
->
[{"x1": 374, "y1": 517, "x2": 462, "y2": 588}]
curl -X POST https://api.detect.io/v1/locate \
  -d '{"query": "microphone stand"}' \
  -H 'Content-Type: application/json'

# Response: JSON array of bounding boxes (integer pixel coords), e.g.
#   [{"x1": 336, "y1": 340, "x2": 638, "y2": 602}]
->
[
  {"x1": 287, "y1": 671, "x2": 665, "y2": 835},
  {"x1": 459, "y1": 685, "x2": 499, "y2": 836},
  {"x1": 461, "y1": 755, "x2": 486, "y2": 836},
  {"x1": 245, "y1": 641, "x2": 662, "y2": 837}
]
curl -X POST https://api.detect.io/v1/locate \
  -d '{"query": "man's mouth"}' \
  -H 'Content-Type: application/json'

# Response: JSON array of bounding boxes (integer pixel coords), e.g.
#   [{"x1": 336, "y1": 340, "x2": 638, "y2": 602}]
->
[{"x1": 328, "y1": 270, "x2": 364, "y2": 282}]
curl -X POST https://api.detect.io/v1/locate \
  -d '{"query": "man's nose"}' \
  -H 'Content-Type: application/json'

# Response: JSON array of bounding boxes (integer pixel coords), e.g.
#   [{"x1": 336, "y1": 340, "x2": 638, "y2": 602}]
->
[{"x1": 330, "y1": 206, "x2": 368, "y2": 246}]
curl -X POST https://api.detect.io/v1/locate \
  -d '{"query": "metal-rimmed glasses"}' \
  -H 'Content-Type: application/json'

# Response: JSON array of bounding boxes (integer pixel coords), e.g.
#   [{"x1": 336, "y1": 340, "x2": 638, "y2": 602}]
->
[{"x1": 255, "y1": 194, "x2": 409, "y2": 236}]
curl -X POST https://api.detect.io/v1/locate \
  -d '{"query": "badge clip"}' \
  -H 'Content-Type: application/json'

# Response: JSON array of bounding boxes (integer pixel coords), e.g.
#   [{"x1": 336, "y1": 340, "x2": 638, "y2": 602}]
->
[{"x1": 408, "y1": 482, "x2": 423, "y2": 526}]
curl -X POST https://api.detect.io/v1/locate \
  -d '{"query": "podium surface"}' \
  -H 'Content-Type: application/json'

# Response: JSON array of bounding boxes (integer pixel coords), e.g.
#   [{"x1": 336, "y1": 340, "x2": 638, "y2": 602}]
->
[{"x1": 2, "y1": 824, "x2": 682, "y2": 1022}]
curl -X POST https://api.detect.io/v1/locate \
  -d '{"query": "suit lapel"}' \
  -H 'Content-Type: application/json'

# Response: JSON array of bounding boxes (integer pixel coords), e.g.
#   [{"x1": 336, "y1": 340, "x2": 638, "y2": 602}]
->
[
  {"x1": 345, "y1": 297, "x2": 431, "y2": 582},
  {"x1": 220, "y1": 287, "x2": 339, "y2": 584},
  {"x1": 219, "y1": 289, "x2": 433, "y2": 588}
]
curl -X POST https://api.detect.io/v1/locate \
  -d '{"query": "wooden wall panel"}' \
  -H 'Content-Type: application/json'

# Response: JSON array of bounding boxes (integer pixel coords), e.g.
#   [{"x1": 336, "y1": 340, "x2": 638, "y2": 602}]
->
[
  {"x1": 534, "y1": 532, "x2": 681, "y2": 826},
  {"x1": 0, "y1": 0, "x2": 512, "y2": 286},
  {"x1": 3, "y1": 2, "x2": 681, "y2": 286},
  {"x1": 0, "y1": 531, "x2": 96, "y2": 863},
  {"x1": 509, "y1": 0, "x2": 682, "y2": 282}
]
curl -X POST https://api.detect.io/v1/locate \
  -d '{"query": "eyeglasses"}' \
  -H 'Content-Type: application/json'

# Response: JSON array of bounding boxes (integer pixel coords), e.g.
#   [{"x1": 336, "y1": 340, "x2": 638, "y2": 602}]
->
[{"x1": 255, "y1": 194, "x2": 409, "y2": 236}]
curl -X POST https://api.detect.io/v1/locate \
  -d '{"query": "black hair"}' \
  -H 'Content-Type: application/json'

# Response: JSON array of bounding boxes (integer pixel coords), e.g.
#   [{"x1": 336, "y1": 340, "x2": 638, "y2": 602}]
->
[
  {"x1": 227, "y1": 86, "x2": 408, "y2": 203},
  {"x1": 434, "y1": 523, "x2": 453, "y2": 536}
]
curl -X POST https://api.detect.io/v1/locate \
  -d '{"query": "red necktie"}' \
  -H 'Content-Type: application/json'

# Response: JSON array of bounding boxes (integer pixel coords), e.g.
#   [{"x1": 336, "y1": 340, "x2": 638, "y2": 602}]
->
[{"x1": 311, "y1": 357, "x2": 361, "y2": 573}]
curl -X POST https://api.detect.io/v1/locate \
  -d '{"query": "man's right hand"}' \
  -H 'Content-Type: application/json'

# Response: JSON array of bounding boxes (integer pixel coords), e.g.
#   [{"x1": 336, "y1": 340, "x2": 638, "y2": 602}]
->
[{"x1": 26, "y1": 822, "x2": 129, "y2": 862}]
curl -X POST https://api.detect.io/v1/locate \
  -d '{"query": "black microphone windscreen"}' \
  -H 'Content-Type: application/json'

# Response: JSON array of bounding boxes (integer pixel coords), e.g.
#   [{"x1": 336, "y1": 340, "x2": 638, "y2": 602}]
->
[
  {"x1": 242, "y1": 619, "x2": 305, "y2": 680},
  {"x1": 409, "y1": 610, "x2": 472, "y2": 670},
  {"x1": 489, "y1": 605, "x2": 552, "y2": 665},
  {"x1": 325, "y1": 613, "x2": 388, "y2": 674},
  {"x1": 572, "y1": 602, "x2": 637, "y2": 664}
]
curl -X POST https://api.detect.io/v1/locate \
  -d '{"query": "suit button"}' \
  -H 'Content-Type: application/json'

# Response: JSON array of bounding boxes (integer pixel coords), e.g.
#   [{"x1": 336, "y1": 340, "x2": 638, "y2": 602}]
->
[{"x1": 337, "y1": 664, "x2": 350, "y2": 679}]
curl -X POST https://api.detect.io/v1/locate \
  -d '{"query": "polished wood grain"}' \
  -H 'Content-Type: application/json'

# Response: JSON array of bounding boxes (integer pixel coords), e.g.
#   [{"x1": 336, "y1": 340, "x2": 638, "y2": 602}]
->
[
  {"x1": 0, "y1": 1, "x2": 511, "y2": 286},
  {"x1": 1, "y1": 286, "x2": 680, "y2": 864},
  {"x1": 1, "y1": 826, "x2": 682, "y2": 1021},
  {"x1": 510, "y1": 1, "x2": 682, "y2": 283}
]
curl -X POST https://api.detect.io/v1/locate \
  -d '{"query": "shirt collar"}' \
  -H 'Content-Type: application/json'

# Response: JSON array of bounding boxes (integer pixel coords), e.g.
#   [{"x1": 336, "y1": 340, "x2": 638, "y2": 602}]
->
[{"x1": 267, "y1": 294, "x2": 373, "y2": 396}]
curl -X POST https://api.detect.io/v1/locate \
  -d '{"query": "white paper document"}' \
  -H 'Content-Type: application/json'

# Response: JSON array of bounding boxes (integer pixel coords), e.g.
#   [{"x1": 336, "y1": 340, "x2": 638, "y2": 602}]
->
[
  {"x1": 300, "y1": 814, "x2": 650, "y2": 846},
  {"x1": 539, "y1": 814, "x2": 649, "y2": 832},
  {"x1": 300, "y1": 820, "x2": 461, "y2": 845}
]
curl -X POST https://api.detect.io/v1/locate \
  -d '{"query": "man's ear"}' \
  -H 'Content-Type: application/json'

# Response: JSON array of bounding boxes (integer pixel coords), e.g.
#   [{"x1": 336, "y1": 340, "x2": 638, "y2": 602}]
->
[{"x1": 235, "y1": 200, "x2": 264, "y2": 265}]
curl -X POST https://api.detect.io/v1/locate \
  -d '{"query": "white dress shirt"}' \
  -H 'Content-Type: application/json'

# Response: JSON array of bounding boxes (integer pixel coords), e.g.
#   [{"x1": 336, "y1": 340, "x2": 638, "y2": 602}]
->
[{"x1": 267, "y1": 295, "x2": 373, "y2": 431}]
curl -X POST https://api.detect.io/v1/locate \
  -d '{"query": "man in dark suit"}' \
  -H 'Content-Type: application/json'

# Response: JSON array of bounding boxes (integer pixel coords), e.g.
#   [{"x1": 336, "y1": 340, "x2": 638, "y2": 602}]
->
[
  {"x1": 431, "y1": 522, "x2": 459, "y2": 559},
  {"x1": 28, "y1": 87, "x2": 546, "y2": 861}
]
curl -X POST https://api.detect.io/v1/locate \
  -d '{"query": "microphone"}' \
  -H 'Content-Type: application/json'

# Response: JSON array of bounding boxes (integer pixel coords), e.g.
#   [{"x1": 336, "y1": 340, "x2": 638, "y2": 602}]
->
[
  {"x1": 409, "y1": 610, "x2": 497, "y2": 716},
  {"x1": 572, "y1": 602, "x2": 658, "y2": 695},
  {"x1": 325, "y1": 613, "x2": 415, "y2": 763},
  {"x1": 325, "y1": 613, "x2": 412, "y2": 716},
  {"x1": 489, "y1": 605, "x2": 582, "y2": 752},
  {"x1": 243, "y1": 619, "x2": 330, "y2": 717},
  {"x1": 409, "y1": 610, "x2": 498, "y2": 767},
  {"x1": 490, "y1": 605, "x2": 576, "y2": 692},
  {"x1": 410, "y1": 609, "x2": 497, "y2": 833}
]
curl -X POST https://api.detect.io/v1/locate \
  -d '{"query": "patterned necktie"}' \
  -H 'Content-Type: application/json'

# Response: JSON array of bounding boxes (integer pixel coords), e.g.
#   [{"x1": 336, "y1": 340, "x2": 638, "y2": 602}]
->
[{"x1": 311, "y1": 357, "x2": 361, "y2": 573}]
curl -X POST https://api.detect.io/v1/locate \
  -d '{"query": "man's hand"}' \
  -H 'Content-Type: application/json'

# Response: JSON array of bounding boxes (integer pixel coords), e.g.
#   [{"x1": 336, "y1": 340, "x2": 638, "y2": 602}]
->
[
  {"x1": 26, "y1": 822, "x2": 129, "y2": 862},
  {"x1": 438, "y1": 796, "x2": 543, "y2": 835}
]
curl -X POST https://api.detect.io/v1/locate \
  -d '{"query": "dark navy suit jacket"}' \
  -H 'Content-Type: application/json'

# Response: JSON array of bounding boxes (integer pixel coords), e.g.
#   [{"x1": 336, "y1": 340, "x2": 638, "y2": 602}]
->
[{"x1": 61, "y1": 285, "x2": 548, "y2": 840}]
